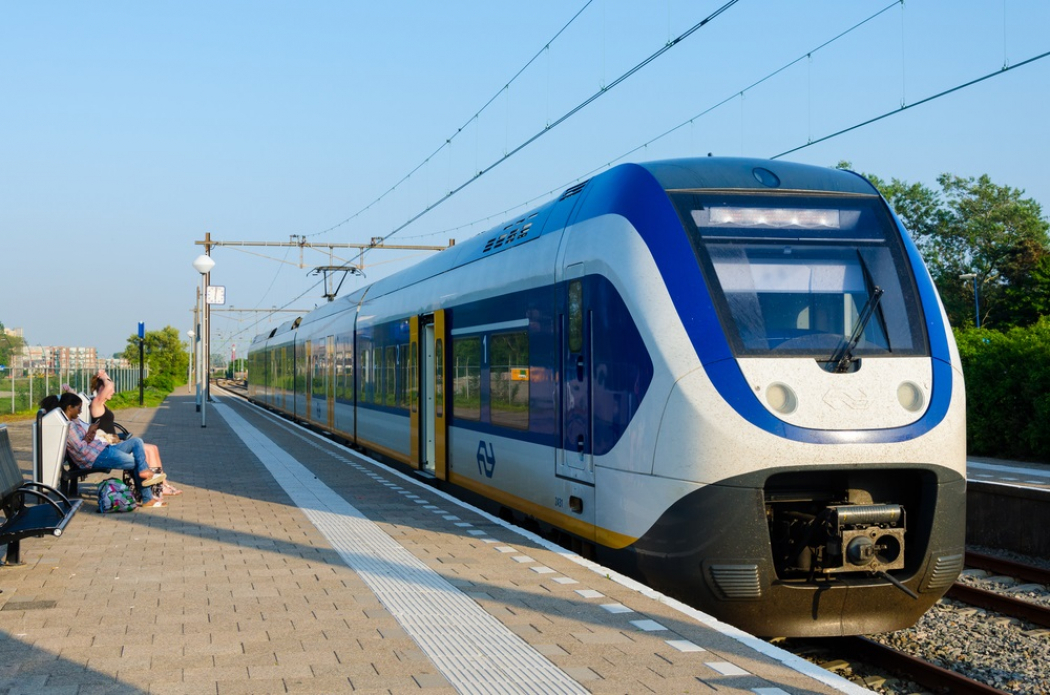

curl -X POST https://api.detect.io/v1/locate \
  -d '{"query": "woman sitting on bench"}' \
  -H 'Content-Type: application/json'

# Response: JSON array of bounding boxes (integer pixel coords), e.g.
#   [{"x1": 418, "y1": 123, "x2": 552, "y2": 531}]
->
[
  {"x1": 54, "y1": 392, "x2": 167, "y2": 508},
  {"x1": 89, "y1": 371, "x2": 182, "y2": 497}
]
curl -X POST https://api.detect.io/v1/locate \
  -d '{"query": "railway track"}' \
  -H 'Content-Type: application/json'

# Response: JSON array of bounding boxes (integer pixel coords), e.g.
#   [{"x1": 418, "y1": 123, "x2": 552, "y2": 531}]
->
[
  {"x1": 832, "y1": 636, "x2": 1013, "y2": 695},
  {"x1": 777, "y1": 552, "x2": 1050, "y2": 694},
  {"x1": 965, "y1": 550, "x2": 1050, "y2": 585},
  {"x1": 226, "y1": 388, "x2": 1046, "y2": 693},
  {"x1": 949, "y1": 551, "x2": 1050, "y2": 629}
]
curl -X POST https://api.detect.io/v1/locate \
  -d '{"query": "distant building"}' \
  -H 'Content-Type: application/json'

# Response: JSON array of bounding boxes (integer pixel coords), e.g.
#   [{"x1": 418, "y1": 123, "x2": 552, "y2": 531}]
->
[{"x1": 15, "y1": 345, "x2": 100, "y2": 376}]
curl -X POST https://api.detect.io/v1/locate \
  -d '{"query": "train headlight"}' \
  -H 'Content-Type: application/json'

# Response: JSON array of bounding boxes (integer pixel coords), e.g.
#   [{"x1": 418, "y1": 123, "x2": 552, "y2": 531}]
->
[
  {"x1": 765, "y1": 382, "x2": 798, "y2": 415},
  {"x1": 897, "y1": 381, "x2": 925, "y2": 412}
]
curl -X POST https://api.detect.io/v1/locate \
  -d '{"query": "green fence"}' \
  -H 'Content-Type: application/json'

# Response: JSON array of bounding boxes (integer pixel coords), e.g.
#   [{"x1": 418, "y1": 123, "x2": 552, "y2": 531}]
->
[{"x1": 0, "y1": 366, "x2": 147, "y2": 415}]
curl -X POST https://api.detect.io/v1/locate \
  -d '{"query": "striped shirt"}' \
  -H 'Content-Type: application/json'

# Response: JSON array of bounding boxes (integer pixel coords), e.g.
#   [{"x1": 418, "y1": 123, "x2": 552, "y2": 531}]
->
[{"x1": 66, "y1": 418, "x2": 108, "y2": 469}]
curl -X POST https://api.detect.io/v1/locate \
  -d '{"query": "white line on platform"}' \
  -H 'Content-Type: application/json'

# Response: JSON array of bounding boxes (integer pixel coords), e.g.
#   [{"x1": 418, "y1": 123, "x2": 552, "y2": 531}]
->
[
  {"x1": 213, "y1": 402, "x2": 587, "y2": 695},
  {"x1": 211, "y1": 387, "x2": 869, "y2": 695}
]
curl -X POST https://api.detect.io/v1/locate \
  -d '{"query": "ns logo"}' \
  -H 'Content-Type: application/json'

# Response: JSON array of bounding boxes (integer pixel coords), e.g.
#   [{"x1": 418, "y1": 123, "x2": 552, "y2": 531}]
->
[{"x1": 477, "y1": 441, "x2": 495, "y2": 478}]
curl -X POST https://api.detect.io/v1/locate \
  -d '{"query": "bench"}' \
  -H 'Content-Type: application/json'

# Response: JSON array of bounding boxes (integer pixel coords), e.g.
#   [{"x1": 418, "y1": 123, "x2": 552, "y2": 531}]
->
[
  {"x1": 35, "y1": 407, "x2": 133, "y2": 498},
  {"x1": 0, "y1": 424, "x2": 82, "y2": 565}
]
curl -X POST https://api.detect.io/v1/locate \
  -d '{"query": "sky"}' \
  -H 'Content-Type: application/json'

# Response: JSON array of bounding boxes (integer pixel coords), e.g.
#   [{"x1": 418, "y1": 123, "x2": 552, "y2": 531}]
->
[{"x1": 2, "y1": 1, "x2": 1049, "y2": 361}]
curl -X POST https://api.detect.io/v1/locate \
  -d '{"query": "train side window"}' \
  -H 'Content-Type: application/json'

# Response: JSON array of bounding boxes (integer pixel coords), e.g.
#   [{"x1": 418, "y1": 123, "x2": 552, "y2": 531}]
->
[
  {"x1": 490, "y1": 331, "x2": 529, "y2": 430},
  {"x1": 568, "y1": 279, "x2": 583, "y2": 353},
  {"x1": 452, "y1": 336, "x2": 481, "y2": 421}
]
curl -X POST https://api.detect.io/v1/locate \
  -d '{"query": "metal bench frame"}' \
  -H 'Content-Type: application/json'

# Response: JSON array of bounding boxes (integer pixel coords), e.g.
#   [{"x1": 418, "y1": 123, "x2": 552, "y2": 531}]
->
[{"x1": 0, "y1": 424, "x2": 82, "y2": 566}]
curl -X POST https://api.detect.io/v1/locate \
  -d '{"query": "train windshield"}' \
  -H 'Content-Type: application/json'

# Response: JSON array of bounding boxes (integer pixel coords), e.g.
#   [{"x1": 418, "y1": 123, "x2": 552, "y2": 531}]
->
[{"x1": 672, "y1": 192, "x2": 928, "y2": 358}]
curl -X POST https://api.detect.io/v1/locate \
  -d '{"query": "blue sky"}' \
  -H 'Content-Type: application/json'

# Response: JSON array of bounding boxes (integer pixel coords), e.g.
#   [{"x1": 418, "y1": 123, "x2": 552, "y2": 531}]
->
[{"x1": 2, "y1": 1, "x2": 1049, "y2": 360}]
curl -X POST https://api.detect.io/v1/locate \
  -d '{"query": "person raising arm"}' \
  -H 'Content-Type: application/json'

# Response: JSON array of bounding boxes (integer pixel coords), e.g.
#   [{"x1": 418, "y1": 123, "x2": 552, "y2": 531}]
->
[{"x1": 57, "y1": 392, "x2": 167, "y2": 508}]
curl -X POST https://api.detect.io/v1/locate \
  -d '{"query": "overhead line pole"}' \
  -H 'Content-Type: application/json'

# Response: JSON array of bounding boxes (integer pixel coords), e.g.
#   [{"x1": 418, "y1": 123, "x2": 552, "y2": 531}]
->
[
  {"x1": 194, "y1": 235, "x2": 455, "y2": 303},
  {"x1": 194, "y1": 236, "x2": 454, "y2": 271}
]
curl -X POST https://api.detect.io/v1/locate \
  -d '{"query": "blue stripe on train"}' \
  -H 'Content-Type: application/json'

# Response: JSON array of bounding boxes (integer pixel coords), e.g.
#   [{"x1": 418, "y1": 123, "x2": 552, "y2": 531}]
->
[{"x1": 573, "y1": 162, "x2": 954, "y2": 446}]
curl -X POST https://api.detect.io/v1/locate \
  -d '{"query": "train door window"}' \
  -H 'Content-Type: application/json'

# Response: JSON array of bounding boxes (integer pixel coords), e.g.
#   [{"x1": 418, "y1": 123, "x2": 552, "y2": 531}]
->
[
  {"x1": 568, "y1": 280, "x2": 583, "y2": 353},
  {"x1": 452, "y1": 336, "x2": 481, "y2": 421},
  {"x1": 384, "y1": 346, "x2": 397, "y2": 407},
  {"x1": 375, "y1": 346, "x2": 383, "y2": 403},
  {"x1": 435, "y1": 338, "x2": 444, "y2": 418},
  {"x1": 333, "y1": 338, "x2": 343, "y2": 400},
  {"x1": 398, "y1": 342, "x2": 411, "y2": 410},
  {"x1": 338, "y1": 336, "x2": 353, "y2": 402},
  {"x1": 358, "y1": 344, "x2": 369, "y2": 401},
  {"x1": 313, "y1": 342, "x2": 325, "y2": 396},
  {"x1": 408, "y1": 340, "x2": 418, "y2": 412},
  {"x1": 490, "y1": 331, "x2": 529, "y2": 430}
]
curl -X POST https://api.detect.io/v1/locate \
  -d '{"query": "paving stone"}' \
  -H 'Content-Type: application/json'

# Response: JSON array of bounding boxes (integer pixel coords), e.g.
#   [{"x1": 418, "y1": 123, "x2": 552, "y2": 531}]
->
[{"x1": 0, "y1": 397, "x2": 859, "y2": 695}]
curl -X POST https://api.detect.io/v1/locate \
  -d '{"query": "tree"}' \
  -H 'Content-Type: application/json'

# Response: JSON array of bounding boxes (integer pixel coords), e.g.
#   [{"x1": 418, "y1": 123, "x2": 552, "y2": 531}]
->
[
  {"x1": 121, "y1": 325, "x2": 189, "y2": 387},
  {"x1": 0, "y1": 322, "x2": 24, "y2": 371},
  {"x1": 928, "y1": 174, "x2": 1050, "y2": 327},
  {"x1": 837, "y1": 163, "x2": 1050, "y2": 329}
]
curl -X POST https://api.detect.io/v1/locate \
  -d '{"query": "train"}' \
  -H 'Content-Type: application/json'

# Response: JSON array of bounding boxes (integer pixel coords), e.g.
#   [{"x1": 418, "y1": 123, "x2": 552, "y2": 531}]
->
[{"x1": 246, "y1": 157, "x2": 966, "y2": 637}]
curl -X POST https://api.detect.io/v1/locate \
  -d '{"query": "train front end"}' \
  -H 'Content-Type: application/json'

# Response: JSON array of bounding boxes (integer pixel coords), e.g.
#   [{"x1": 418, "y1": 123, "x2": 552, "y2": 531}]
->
[{"x1": 628, "y1": 159, "x2": 967, "y2": 637}]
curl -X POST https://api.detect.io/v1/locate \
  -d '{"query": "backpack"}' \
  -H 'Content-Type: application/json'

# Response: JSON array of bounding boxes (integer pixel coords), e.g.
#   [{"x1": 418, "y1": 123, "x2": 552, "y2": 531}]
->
[{"x1": 98, "y1": 478, "x2": 137, "y2": 513}]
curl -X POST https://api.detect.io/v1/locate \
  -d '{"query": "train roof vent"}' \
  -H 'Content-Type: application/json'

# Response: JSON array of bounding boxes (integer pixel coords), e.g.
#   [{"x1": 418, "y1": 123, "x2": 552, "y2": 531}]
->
[
  {"x1": 559, "y1": 180, "x2": 589, "y2": 200},
  {"x1": 482, "y1": 218, "x2": 534, "y2": 254},
  {"x1": 268, "y1": 328, "x2": 279, "y2": 339},
  {"x1": 292, "y1": 317, "x2": 302, "y2": 330}
]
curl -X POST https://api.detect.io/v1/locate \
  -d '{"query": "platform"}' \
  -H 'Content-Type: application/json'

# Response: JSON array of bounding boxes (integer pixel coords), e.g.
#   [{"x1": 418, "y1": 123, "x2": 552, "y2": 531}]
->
[{"x1": 0, "y1": 391, "x2": 869, "y2": 694}]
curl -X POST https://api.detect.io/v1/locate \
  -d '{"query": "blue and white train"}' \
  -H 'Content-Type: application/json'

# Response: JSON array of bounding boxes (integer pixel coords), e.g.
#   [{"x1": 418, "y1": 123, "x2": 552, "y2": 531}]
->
[{"x1": 247, "y1": 157, "x2": 966, "y2": 637}]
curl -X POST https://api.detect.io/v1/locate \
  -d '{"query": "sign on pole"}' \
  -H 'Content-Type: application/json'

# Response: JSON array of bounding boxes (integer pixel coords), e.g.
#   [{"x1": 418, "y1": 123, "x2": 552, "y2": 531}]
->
[
  {"x1": 138, "y1": 321, "x2": 145, "y2": 405},
  {"x1": 206, "y1": 285, "x2": 226, "y2": 305}
]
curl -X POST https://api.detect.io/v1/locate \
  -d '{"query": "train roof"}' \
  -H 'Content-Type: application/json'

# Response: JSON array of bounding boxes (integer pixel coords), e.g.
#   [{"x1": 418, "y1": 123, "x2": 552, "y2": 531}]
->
[
  {"x1": 355, "y1": 158, "x2": 876, "y2": 299},
  {"x1": 251, "y1": 158, "x2": 878, "y2": 342},
  {"x1": 638, "y1": 157, "x2": 878, "y2": 195}
]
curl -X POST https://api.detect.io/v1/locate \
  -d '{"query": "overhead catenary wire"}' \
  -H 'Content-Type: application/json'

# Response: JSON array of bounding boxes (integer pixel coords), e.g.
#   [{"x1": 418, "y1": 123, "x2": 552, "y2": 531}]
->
[
  {"x1": 403, "y1": 1, "x2": 1047, "y2": 246},
  {"x1": 353, "y1": 0, "x2": 741, "y2": 263},
  {"x1": 238, "y1": 1, "x2": 742, "y2": 333},
  {"x1": 398, "y1": 0, "x2": 901, "y2": 242},
  {"x1": 306, "y1": 0, "x2": 597, "y2": 240},
  {"x1": 252, "y1": 3, "x2": 1047, "y2": 339},
  {"x1": 772, "y1": 47, "x2": 1050, "y2": 159}
]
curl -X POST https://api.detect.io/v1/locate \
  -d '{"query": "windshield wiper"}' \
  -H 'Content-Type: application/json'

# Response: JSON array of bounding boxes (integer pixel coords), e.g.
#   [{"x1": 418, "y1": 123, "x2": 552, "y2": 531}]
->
[{"x1": 830, "y1": 286, "x2": 884, "y2": 373}]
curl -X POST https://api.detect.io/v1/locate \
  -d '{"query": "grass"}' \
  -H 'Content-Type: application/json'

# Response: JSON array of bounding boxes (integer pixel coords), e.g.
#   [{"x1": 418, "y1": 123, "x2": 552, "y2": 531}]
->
[
  {"x1": 109, "y1": 387, "x2": 170, "y2": 410},
  {"x1": 0, "y1": 387, "x2": 173, "y2": 423}
]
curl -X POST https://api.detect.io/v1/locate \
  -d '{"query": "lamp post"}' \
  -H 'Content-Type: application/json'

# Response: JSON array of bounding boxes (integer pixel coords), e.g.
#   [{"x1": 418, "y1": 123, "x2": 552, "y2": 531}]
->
[
  {"x1": 186, "y1": 330, "x2": 195, "y2": 395},
  {"x1": 193, "y1": 253, "x2": 215, "y2": 427},
  {"x1": 959, "y1": 273, "x2": 980, "y2": 328}
]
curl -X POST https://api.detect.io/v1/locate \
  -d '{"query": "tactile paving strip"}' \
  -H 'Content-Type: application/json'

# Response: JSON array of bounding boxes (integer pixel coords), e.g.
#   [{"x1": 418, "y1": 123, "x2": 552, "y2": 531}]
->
[{"x1": 216, "y1": 403, "x2": 587, "y2": 695}]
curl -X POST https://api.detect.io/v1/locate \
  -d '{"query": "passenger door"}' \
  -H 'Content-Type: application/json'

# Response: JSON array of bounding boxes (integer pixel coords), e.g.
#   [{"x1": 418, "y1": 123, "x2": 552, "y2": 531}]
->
[
  {"x1": 558, "y1": 264, "x2": 595, "y2": 484},
  {"x1": 413, "y1": 312, "x2": 447, "y2": 478}
]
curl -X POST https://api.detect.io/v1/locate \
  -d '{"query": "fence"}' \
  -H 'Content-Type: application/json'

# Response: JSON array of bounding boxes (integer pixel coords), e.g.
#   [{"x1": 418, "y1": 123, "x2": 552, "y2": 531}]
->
[{"x1": 0, "y1": 366, "x2": 147, "y2": 415}]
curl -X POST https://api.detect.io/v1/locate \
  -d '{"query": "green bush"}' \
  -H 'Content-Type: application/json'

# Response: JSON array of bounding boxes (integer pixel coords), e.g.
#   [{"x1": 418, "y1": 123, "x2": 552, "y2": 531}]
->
[
  {"x1": 144, "y1": 373, "x2": 175, "y2": 392},
  {"x1": 955, "y1": 318, "x2": 1050, "y2": 460}
]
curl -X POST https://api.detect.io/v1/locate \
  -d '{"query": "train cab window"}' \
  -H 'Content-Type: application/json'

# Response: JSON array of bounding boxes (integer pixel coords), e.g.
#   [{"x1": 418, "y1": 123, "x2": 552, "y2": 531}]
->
[
  {"x1": 675, "y1": 193, "x2": 928, "y2": 358},
  {"x1": 490, "y1": 331, "x2": 529, "y2": 430},
  {"x1": 452, "y1": 336, "x2": 481, "y2": 421}
]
